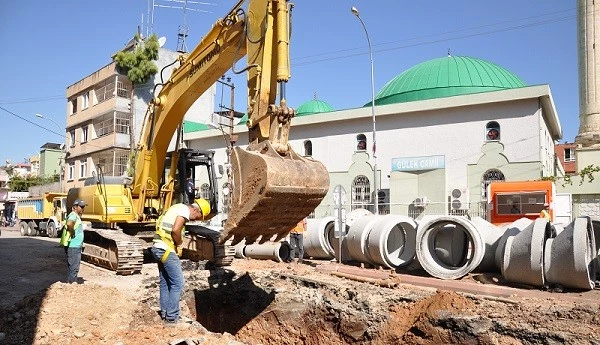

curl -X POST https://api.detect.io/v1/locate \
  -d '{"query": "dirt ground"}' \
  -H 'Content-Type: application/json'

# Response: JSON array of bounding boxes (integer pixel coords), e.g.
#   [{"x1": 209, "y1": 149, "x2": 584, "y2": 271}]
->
[{"x1": 1, "y1": 225, "x2": 600, "y2": 345}]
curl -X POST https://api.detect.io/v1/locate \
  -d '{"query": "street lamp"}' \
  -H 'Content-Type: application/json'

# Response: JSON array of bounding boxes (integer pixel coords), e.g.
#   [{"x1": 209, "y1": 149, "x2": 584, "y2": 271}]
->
[
  {"x1": 35, "y1": 113, "x2": 65, "y2": 192},
  {"x1": 351, "y1": 6, "x2": 378, "y2": 214}
]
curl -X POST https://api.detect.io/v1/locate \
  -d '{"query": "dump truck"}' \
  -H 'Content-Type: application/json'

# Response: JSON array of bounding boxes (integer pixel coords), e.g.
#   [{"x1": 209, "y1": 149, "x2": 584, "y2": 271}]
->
[{"x1": 17, "y1": 192, "x2": 68, "y2": 237}]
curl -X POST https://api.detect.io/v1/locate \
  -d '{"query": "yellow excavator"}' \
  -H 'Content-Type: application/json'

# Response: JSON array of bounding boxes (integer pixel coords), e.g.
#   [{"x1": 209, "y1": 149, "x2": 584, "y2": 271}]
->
[{"x1": 67, "y1": 0, "x2": 330, "y2": 274}]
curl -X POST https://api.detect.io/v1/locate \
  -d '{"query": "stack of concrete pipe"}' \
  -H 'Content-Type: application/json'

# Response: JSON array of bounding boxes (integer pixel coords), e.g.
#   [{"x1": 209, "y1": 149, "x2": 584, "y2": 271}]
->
[
  {"x1": 498, "y1": 216, "x2": 598, "y2": 290},
  {"x1": 241, "y1": 210, "x2": 600, "y2": 291}
]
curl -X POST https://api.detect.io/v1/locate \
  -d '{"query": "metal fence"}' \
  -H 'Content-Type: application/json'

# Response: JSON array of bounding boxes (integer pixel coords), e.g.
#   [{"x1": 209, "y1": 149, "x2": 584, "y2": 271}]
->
[{"x1": 315, "y1": 201, "x2": 487, "y2": 221}]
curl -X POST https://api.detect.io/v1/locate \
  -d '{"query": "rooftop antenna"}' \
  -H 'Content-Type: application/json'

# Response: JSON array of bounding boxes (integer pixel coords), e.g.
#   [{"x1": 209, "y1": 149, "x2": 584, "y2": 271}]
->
[{"x1": 150, "y1": 0, "x2": 216, "y2": 52}]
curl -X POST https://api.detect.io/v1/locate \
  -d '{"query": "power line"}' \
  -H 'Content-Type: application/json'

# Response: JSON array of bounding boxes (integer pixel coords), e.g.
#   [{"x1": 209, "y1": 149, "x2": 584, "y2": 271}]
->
[
  {"x1": 0, "y1": 106, "x2": 106, "y2": 150},
  {"x1": 0, "y1": 95, "x2": 64, "y2": 105}
]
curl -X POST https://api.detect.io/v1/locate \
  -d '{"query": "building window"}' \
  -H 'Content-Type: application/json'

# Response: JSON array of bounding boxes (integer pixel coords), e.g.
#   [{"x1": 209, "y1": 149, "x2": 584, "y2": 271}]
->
[
  {"x1": 79, "y1": 161, "x2": 87, "y2": 179},
  {"x1": 82, "y1": 93, "x2": 89, "y2": 110},
  {"x1": 356, "y1": 134, "x2": 367, "y2": 151},
  {"x1": 200, "y1": 183, "x2": 211, "y2": 200},
  {"x1": 485, "y1": 121, "x2": 500, "y2": 141},
  {"x1": 68, "y1": 162, "x2": 75, "y2": 180},
  {"x1": 481, "y1": 168, "x2": 505, "y2": 200},
  {"x1": 96, "y1": 116, "x2": 114, "y2": 137},
  {"x1": 351, "y1": 175, "x2": 371, "y2": 210},
  {"x1": 115, "y1": 113, "x2": 130, "y2": 134},
  {"x1": 115, "y1": 152, "x2": 128, "y2": 176},
  {"x1": 564, "y1": 148, "x2": 575, "y2": 162},
  {"x1": 69, "y1": 98, "x2": 78, "y2": 115},
  {"x1": 304, "y1": 140, "x2": 312, "y2": 156},
  {"x1": 69, "y1": 130, "x2": 76, "y2": 147},
  {"x1": 81, "y1": 126, "x2": 88, "y2": 143}
]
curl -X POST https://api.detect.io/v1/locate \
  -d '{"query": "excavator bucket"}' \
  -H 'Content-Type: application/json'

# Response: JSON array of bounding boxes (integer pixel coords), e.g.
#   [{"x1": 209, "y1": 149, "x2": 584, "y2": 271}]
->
[{"x1": 221, "y1": 141, "x2": 329, "y2": 245}]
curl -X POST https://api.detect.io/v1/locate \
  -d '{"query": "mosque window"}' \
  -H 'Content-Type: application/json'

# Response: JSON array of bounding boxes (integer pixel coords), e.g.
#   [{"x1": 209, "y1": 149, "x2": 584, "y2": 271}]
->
[
  {"x1": 356, "y1": 134, "x2": 367, "y2": 151},
  {"x1": 200, "y1": 183, "x2": 211, "y2": 200},
  {"x1": 304, "y1": 140, "x2": 312, "y2": 156},
  {"x1": 481, "y1": 169, "x2": 505, "y2": 200},
  {"x1": 485, "y1": 121, "x2": 500, "y2": 141},
  {"x1": 351, "y1": 175, "x2": 371, "y2": 210}
]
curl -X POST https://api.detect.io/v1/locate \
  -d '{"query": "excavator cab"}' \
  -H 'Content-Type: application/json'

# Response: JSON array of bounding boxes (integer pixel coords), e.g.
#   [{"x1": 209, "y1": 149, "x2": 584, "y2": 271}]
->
[{"x1": 163, "y1": 148, "x2": 219, "y2": 221}]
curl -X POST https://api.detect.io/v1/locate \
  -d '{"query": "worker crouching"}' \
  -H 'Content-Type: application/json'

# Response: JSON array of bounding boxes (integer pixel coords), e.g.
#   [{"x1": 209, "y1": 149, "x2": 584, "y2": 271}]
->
[{"x1": 150, "y1": 198, "x2": 210, "y2": 326}]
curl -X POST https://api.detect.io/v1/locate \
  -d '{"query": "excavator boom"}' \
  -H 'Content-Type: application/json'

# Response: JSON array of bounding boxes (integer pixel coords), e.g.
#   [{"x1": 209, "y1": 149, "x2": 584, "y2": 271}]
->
[{"x1": 135, "y1": 0, "x2": 329, "y2": 244}]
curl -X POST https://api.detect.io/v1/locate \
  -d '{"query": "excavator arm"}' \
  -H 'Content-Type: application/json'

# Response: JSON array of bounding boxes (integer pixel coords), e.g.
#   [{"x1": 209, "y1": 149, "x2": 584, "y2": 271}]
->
[{"x1": 134, "y1": 0, "x2": 329, "y2": 245}]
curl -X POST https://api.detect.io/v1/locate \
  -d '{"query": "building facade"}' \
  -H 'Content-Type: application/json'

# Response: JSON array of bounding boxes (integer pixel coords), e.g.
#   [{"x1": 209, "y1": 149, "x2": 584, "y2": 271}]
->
[
  {"x1": 185, "y1": 55, "x2": 565, "y2": 223},
  {"x1": 63, "y1": 45, "x2": 215, "y2": 191},
  {"x1": 39, "y1": 143, "x2": 64, "y2": 178},
  {"x1": 555, "y1": 142, "x2": 577, "y2": 174}
]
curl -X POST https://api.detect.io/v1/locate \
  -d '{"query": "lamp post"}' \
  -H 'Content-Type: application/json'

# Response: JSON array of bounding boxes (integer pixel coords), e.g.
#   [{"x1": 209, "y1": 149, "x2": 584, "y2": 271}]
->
[
  {"x1": 351, "y1": 6, "x2": 378, "y2": 214},
  {"x1": 35, "y1": 113, "x2": 65, "y2": 192}
]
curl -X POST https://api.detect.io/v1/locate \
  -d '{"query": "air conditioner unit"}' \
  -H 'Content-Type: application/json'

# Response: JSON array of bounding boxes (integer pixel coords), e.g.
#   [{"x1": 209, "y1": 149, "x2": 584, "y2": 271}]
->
[
  {"x1": 414, "y1": 196, "x2": 429, "y2": 208},
  {"x1": 450, "y1": 188, "x2": 469, "y2": 210}
]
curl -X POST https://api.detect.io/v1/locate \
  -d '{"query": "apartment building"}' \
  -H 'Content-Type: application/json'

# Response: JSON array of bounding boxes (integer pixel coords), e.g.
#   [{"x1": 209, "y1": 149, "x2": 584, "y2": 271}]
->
[
  {"x1": 39, "y1": 142, "x2": 65, "y2": 178},
  {"x1": 63, "y1": 45, "x2": 215, "y2": 191}
]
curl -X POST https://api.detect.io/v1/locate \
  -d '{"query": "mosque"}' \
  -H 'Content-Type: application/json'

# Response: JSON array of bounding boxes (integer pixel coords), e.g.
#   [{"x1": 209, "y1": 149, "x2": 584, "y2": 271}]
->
[{"x1": 184, "y1": 54, "x2": 563, "y2": 220}]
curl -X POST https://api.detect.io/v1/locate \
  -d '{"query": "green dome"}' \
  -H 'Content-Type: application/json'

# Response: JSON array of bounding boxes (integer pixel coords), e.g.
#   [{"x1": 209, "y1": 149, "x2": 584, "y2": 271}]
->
[
  {"x1": 183, "y1": 120, "x2": 209, "y2": 133},
  {"x1": 296, "y1": 99, "x2": 334, "y2": 116},
  {"x1": 238, "y1": 113, "x2": 248, "y2": 125},
  {"x1": 371, "y1": 56, "x2": 526, "y2": 106}
]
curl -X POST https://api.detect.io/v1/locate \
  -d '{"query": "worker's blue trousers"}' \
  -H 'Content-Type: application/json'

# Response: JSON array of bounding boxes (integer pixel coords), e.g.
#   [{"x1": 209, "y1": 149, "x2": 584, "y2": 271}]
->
[{"x1": 150, "y1": 247, "x2": 185, "y2": 322}]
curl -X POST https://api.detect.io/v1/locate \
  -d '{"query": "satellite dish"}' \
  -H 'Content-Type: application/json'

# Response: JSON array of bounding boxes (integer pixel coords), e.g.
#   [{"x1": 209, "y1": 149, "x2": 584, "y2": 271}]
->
[{"x1": 158, "y1": 36, "x2": 167, "y2": 48}]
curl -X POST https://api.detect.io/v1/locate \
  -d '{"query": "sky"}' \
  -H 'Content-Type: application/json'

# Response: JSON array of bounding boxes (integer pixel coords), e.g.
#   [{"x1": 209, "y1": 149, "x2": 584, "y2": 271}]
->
[{"x1": 0, "y1": 0, "x2": 578, "y2": 165}]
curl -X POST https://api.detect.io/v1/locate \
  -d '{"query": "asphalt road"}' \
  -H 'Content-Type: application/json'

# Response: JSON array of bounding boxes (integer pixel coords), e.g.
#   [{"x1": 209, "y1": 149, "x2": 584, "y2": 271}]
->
[{"x1": 0, "y1": 227, "x2": 66, "y2": 308}]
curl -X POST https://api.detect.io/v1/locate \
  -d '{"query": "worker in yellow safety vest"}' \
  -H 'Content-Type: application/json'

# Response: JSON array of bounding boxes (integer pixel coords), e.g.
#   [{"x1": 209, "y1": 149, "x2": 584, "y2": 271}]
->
[
  {"x1": 149, "y1": 198, "x2": 210, "y2": 326},
  {"x1": 539, "y1": 203, "x2": 551, "y2": 220}
]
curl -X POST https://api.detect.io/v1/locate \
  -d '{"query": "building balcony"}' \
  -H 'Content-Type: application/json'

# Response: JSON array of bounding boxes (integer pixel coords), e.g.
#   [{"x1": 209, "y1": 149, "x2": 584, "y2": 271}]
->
[
  {"x1": 67, "y1": 132, "x2": 131, "y2": 158},
  {"x1": 67, "y1": 96, "x2": 131, "y2": 129}
]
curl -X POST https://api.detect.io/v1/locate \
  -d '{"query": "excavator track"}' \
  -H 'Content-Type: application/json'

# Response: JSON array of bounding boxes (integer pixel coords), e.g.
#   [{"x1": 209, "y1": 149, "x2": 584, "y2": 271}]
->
[
  {"x1": 182, "y1": 225, "x2": 235, "y2": 266},
  {"x1": 82, "y1": 229, "x2": 145, "y2": 275}
]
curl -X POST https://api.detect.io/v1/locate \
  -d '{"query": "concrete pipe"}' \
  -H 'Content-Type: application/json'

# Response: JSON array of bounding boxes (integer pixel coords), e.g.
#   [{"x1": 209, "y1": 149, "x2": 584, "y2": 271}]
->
[
  {"x1": 501, "y1": 218, "x2": 555, "y2": 287},
  {"x1": 366, "y1": 215, "x2": 417, "y2": 269},
  {"x1": 234, "y1": 242, "x2": 246, "y2": 259},
  {"x1": 494, "y1": 218, "x2": 532, "y2": 271},
  {"x1": 346, "y1": 215, "x2": 380, "y2": 264},
  {"x1": 591, "y1": 217, "x2": 600, "y2": 280},
  {"x1": 469, "y1": 217, "x2": 502, "y2": 273},
  {"x1": 544, "y1": 217, "x2": 597, "y2": 290},
  {"x1": 304, "y1": 217, "x2": 335, "y2": 260},
  {"x1": 243, "y1": 241, "x2": 292, "y2": 263},
  {"x1": 416, "y1": 215, "x2": 485, "y2": 280},
  {"x1": 345, "y1": 208, "x2": 373, "y2": 228}
]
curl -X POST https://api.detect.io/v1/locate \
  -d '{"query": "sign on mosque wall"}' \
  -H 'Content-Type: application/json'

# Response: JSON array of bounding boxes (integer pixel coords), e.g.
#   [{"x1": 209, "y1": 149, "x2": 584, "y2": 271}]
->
[{"x1": 392, "y1": 155, "x2": 445, "y2": 172}]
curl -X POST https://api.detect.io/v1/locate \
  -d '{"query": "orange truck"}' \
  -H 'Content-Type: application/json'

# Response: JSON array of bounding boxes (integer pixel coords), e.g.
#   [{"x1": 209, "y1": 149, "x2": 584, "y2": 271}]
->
[{"x1": 487, "y1": 180, "x2": 554, "y2": 225}]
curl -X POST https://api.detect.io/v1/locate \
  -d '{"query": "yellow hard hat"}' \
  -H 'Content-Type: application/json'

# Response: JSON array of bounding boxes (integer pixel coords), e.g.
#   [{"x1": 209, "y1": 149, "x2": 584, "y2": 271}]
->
[{"x1": 193, "y1": 198, "x2": 211, "y2": 217}]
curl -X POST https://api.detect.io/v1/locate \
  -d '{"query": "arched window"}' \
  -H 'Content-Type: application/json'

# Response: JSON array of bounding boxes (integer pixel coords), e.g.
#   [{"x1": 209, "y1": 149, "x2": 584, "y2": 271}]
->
[
  {"x1": 200, "y1": 183, "x2": 211, "y2": 200},
  {"x1": 222, "y1": 182, "x2": 231, "y2": 214},
  {"x1": 356, "y1": 134, "x2": 367, "y2": 151},
  {"x1": 485, "y1": 121, "x2": 500, "y2": 141},
  {"x1": 351, "y1": 175, "x2": 371, "y2": 210},
  {"x1": 304, "y1": 140, "x2": 312, "y2": 156},
  {"x1": 481, "y1": 169, "x2": 505, "y2": 200}
]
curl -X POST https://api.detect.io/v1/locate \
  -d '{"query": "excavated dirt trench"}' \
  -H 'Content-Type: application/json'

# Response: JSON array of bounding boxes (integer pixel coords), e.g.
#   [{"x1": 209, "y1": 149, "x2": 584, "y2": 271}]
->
[{"x1": 166, "y1": 261, "x2": 600, "y2": 345}]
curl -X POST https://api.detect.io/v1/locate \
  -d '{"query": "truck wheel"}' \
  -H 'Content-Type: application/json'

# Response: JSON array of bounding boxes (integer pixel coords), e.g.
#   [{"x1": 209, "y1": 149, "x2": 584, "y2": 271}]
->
[
  {"x1": 27, "y1": 221, "x2": 37, "y2": 236},
  {"x1": 47, "y1": 222, "x2": 57, "y2": 238},
  {"x1": 20, "y1": 222, "x2": 28, "y2": 236}
]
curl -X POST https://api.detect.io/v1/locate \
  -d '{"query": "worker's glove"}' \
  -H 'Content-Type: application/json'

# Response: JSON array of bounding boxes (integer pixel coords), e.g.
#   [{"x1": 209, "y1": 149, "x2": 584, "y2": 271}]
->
[{"x1": 176, "y1": 246, "x2": 183, "y2": 257}]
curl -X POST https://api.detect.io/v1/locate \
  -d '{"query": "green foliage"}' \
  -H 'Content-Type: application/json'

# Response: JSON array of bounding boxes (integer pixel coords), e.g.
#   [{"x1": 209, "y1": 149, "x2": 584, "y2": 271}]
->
[
  {"x1": 114, "y1": 34, "x2": 159, "y2": 84},
  {"x1": 542, "y1": 164, "x2": 600, "y2": 187},
  {"x1": 9, "y1": 175, "x2": 57, "y2": 192}
]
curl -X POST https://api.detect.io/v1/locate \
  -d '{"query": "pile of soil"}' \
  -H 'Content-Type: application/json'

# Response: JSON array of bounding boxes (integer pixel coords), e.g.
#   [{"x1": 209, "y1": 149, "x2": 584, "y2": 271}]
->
[{"x1": 1, "y1": 229, "x2": 600, "y2": 344}]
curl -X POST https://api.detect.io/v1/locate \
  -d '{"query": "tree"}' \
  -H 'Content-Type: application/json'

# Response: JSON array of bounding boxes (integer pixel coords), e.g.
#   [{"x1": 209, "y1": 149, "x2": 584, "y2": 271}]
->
[
  {"x1": 8, "y1": 174, "x2": 56, "y2": 192},
  {"x1": 113, "y1": 34, "x2": 159, "y2": 85},
  {"x1": 542, "y1": 164, "x2": 600, "y2": 187}
]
